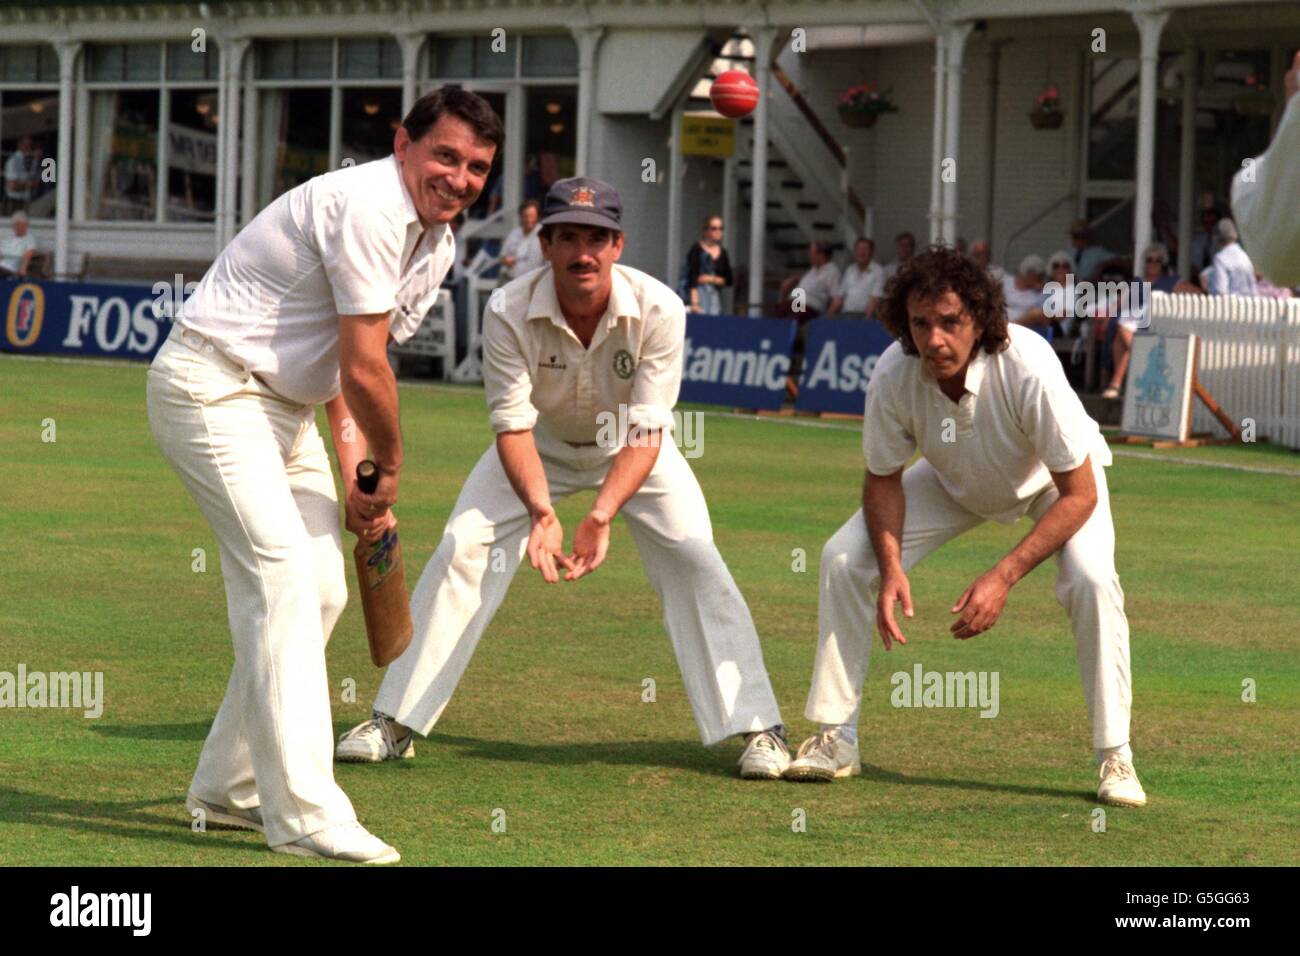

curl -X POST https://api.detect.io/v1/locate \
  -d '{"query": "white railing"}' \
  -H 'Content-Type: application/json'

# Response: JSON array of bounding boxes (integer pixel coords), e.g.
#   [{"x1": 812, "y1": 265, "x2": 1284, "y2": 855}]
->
[{"x1": 1148, "y1": 292, "x2": 1300, "y2": 449}]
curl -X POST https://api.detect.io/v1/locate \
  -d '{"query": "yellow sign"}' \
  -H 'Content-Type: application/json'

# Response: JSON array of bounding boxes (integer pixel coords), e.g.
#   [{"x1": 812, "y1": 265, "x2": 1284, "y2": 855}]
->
[
  {"x1": 5, "y1": 282, "x2": 45, "y2": 348},
  {"x1": 680, "y1": 115, "x2": 735, "y2": 158}
]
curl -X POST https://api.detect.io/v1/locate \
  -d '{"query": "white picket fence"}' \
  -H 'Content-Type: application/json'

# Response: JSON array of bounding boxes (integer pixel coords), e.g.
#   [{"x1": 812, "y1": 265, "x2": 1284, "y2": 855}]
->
[{"x1": 1147, "y1": 293, "x2": 1300, "y2": 449}]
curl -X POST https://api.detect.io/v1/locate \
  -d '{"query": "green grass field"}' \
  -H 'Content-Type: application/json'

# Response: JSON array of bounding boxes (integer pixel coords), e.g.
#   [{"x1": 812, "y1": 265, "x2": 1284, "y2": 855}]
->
[{"x1": 1, "y1": 353, "x2": 1297, "y2": 866}]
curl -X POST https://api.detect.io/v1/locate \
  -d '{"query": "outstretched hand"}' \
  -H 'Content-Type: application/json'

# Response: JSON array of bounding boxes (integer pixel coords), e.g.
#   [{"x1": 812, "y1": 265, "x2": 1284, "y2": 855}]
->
[
  {"x1": 565, "y1": 510, "x2": 611, "y2": 581},
  {"x1": 527, "y1": 508, "x2": 574, "y2": 584},
  {"x1": 950, "y1": 568, "x2": 1013, "y2": 639}
]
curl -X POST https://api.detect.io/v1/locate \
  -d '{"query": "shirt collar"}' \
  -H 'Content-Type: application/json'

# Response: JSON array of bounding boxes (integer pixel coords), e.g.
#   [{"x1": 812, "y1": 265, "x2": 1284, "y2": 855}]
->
[
  {"x1": 918, "y1": 344, "x2": 988, "y2": 397},
  {"x1": 389, "y1": 154, "x2": 420, "y2": 229},
  {"x1": 527, "y1": 265, "x2": 639, "y2": 332}
]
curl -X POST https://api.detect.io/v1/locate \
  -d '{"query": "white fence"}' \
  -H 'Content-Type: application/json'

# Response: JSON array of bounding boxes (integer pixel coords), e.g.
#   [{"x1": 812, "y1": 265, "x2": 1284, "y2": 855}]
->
[{"x1": 1148, "y1": 293, "x2": 1300, "y2": 450}]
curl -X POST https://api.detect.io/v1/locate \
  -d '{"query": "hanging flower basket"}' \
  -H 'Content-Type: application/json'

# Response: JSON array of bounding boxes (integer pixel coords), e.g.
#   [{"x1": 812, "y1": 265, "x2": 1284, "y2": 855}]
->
[
  {"x1": 1029, "y1": 107, "x2": 1064, "y2": 129},
  {"x1": 838, "y1": 105, "x2": 879, "y2": 128},
  {"x1": 1029, "y1": 86, "x2": 1064, "y2": 129},
  {"x1": 837, "y1": 82, "x2": 898, "y2": 129},
  {"x1": 1233, "y1": 77, "x2": 1275, "y2": 117}
]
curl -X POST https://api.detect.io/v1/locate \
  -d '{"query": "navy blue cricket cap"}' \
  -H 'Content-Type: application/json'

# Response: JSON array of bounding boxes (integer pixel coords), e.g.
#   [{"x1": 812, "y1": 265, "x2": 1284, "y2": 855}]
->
[{"x1": 540, "y1": 177, "x2": 622, "y2": 232}]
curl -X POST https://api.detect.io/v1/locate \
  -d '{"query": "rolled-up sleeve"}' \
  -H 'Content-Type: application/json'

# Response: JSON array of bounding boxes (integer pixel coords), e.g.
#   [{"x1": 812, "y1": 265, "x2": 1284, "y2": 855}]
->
[
  {"x1": 316, "y1": 196, "x2": 404, "y2": 316},
  {"x1": 862, "y1": 348, "x2": 915, "y2": 475},
  {"x1": 627, "y1": 297, "x2": 685, "y2": 433},
  {"x1": 1232, "y1": 94, "x2": 1300, "y2": 287},
  {"x1": 482, "y1": 300, "x2": 538, "y2": 434}
]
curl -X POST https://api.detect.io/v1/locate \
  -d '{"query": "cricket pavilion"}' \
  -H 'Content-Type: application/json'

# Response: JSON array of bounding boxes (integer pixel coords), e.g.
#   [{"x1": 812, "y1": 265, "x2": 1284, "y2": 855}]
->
[{"x1": 2, "y1": 0, "x2": 1298, "y2": 445}]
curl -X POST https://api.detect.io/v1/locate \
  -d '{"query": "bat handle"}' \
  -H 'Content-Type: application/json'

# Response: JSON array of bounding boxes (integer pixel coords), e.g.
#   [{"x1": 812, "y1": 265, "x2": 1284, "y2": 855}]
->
[{"x1": 355, "y1": 459, "x2": 380, "y2": 494}]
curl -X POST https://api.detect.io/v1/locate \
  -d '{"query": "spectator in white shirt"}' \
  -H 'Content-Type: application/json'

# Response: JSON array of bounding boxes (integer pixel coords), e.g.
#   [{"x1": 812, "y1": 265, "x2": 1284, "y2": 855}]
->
[
  {"x1": 1001, "y1": 254, "x2": 1050, "y2": 328},
  {"x1": 1232, "y1": 50, "x2": 1300, "y2": 289},
  {"x1": 969, "y1": 239, "x2": 1006, "y2": 283},
  {"x1": 826, "y1": 237, "x2": 883, "y2": 317},
  {"x1": 880, "y1": 231, "x2": 916, "y2": 283},
  {"x1": 778, "y1": 241, "x2": 841, "y2": 316},
  {"x1": 498, "y1": 199, "x2": 544, "y2": 282},
  {"x1": 0, "y1": 211, "x2": 36, "y2": 278},
  {"x1": 1208, "y1": 218, "x2": 1258, "y2": 296}
]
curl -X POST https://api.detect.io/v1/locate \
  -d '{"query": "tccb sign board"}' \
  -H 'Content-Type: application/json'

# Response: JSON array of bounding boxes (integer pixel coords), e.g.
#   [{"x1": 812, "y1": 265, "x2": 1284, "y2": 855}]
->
[{"x1": 1, "y1": 279, "x2": 175, "y2": 360}]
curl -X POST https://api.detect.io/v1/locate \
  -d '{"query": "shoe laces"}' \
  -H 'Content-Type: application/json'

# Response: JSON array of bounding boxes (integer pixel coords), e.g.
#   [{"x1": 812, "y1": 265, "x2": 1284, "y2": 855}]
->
[
  {"x1": 746, "y1": 728, "x2": 788, "y2": 756},
  {"x1": 347, "y1": 714, "x2": 405, "y2": 755},
  {"x1": 1101, "y1": 755, "x2": 1134, "y2": 781},
  {"x1": 374, "y1": 713, "x2": 408, "y2": 755},
  {"x1": 798, "y1": 729, "x2": 840, "y2": 760}
]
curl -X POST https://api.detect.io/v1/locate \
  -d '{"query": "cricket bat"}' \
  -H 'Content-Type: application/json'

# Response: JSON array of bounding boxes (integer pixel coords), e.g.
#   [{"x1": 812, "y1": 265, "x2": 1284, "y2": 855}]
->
[{"x1": 353, "y1": 460, "x2": 413, "y2": 667}]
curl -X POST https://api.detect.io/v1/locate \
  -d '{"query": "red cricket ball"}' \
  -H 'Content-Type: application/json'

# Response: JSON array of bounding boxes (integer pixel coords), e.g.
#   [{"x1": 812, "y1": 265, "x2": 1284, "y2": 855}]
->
[{"x1": 710, "y1": 70, "x2": 760, "y2": 119}]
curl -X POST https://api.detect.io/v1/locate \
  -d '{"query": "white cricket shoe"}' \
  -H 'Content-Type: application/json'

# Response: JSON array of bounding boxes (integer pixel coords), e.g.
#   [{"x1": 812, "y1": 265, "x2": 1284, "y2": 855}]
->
[
  {"x1": 271, "y1": 822, "x2": 400, "y2": 865},
  {"x1": 783, "y1": 729, "x2": 861, "y2": 782},
  {"x1": 335, "y1": 713, "x2": 415, "y2": 763},
  {"x1": 738, "y1": 727, "x2": 791, "y2": 779},
  {"x1": 185, "y1": 793, "x2": 264, "y2": 833},
  {"x1": 1097, "y1": 755, "x2": 1147, "y2": 807}
]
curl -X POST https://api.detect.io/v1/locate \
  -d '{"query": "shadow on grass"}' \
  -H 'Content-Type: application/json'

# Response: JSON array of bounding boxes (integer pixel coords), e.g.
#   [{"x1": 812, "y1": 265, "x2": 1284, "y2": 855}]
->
[
  {"x1": 416, "y1": 732, "x2": 1095, "y2": 802},
  {"x1": 0, "y1": 786, "x2": 265, "y2": 859},
  {"x1": 418, "y1": 731, "x2": 725, "y2": 775},
  {"x1": 858, "y1": 762, "x2": 1094, "y2": 803},
  {"x1": 90, "y1": 722, "x2": 211, "y2": 741}
]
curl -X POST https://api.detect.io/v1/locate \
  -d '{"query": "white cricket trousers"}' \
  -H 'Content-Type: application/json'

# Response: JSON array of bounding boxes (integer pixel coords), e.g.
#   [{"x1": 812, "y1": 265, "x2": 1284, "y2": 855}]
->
[
  {"x1": 806, "y1": 457, "x2": 1132, "y2": 751},
  {"x1": 146, "y1": 327, "x2": 356, "y2": 847},
  {"x1": 375, "y1": 433, "x2": 783, "y2": 745}
]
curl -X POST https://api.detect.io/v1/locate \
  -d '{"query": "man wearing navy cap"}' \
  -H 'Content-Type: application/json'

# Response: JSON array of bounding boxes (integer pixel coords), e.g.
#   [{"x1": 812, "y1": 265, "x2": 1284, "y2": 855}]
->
[{"x1": 337, "y1": 177, "x2": 790, "y2": 778}]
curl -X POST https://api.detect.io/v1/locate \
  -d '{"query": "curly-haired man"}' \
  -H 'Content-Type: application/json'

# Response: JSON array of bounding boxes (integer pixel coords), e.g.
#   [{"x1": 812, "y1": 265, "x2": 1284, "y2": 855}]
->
[{"x1": 784, "y1": 246, "x2": 1145, "y2": 808}]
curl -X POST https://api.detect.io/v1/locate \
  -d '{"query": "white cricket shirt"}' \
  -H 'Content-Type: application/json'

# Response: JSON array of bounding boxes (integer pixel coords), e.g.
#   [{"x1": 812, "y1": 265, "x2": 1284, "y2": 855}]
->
[
  {"x1": 863, "y1": 324, "x2": 1112, "y2": 523},
  {"x1": 1208, "y1": 242, "x2": 1259, "y2": 297},
  {"x1": 837, "y1": 261, "x2": 884, "y2": 313},
  {"x1": 482, "y1": 263, "x2": 684, "y2": 444},
  {"x1": 1232, "y1": 93, "x2": 1300, "y2": 287},
  {"x1": 178, "y1": 155, "x2": 455, "y2": 406},
  {"x1": 0, "y1": 230, "x2": 35, "y2": 273},
  {"x1": 797, "y1": 261, "x2": 842, "y2": 313}
]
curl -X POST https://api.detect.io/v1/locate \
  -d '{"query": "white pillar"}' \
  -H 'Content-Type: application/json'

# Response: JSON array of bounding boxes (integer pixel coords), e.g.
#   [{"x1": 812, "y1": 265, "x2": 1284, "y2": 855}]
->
[
  {"x1": 722, "y1": 155, "x2": 737, "y2": 312},
  {"x1": 220, "y1": 39, "x2": 249, "y2": 246},
  {"x1": 1176, "y1": 39, "x2": 1196, "y2": 279},
  {"x1": 328, "y1": 86, "x2": 342, "y2": 173},
  {"x1": 73, "y1": 72, "x2": 88, "y2": 222},
  {"x1": 53, "y1": 40, "x2": 80, "y2": 278},
  {"x1": 666, "y1": 100, "x2": 685, "y2": 286},
  {"x1": 746, "y1": 26, "x2": 778, "y2": 316},
  {"x1": 929, "y1": 33, "x2": 947, "y2": 245},
  {"x1": 941, "y1": 21, "x2": 973, "y2": 246},
  {"x1": 395, "y1": 31, "x2": 424, "y2": 115},
  {"x1": 1132, "y1": 9, "x2": 1169, "y2": 271},
  {"x1": 241, "y1": 52, "x2": 258, "y2": 225},
  {"x1": 571, "y1": 26, "x2": 604, "y2": 177}
]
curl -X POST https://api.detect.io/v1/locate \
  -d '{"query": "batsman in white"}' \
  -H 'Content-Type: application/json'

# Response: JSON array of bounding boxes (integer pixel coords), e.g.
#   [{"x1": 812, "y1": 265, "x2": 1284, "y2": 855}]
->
[
  {"x1": 147, "y1": 87, "x2": 501, "y2": 862},
  {"x1": 784, "y1": 246, "x2": 1146, "y2": 808},
  {"x1": 336, "y1": 176, "x2": 790, "y2": 778}
]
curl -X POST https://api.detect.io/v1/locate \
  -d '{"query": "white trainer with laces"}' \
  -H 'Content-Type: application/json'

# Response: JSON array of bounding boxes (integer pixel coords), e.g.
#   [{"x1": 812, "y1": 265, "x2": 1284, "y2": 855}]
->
[
  {"x1": 783, "y1": 729, "x2": 861, "y2": 782},
  {"x1": 336, "y1": 713, "x2": 415, "y2": 763},
  {"x1": 738, "y1": 728, "x2": 791, "y2": 779},
  {"x1": 1097, "y1": 755, "x2": 1147, "y2": 807},
  {"x1": 271, "y1": 822, "x2": 400, "y2": 864}
]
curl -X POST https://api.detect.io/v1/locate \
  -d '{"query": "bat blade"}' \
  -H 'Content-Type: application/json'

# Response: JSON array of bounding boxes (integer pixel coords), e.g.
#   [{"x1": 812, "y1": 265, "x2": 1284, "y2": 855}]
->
[{"x1": 353, "y1": 461, "x2": 413, "y2": 667}]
